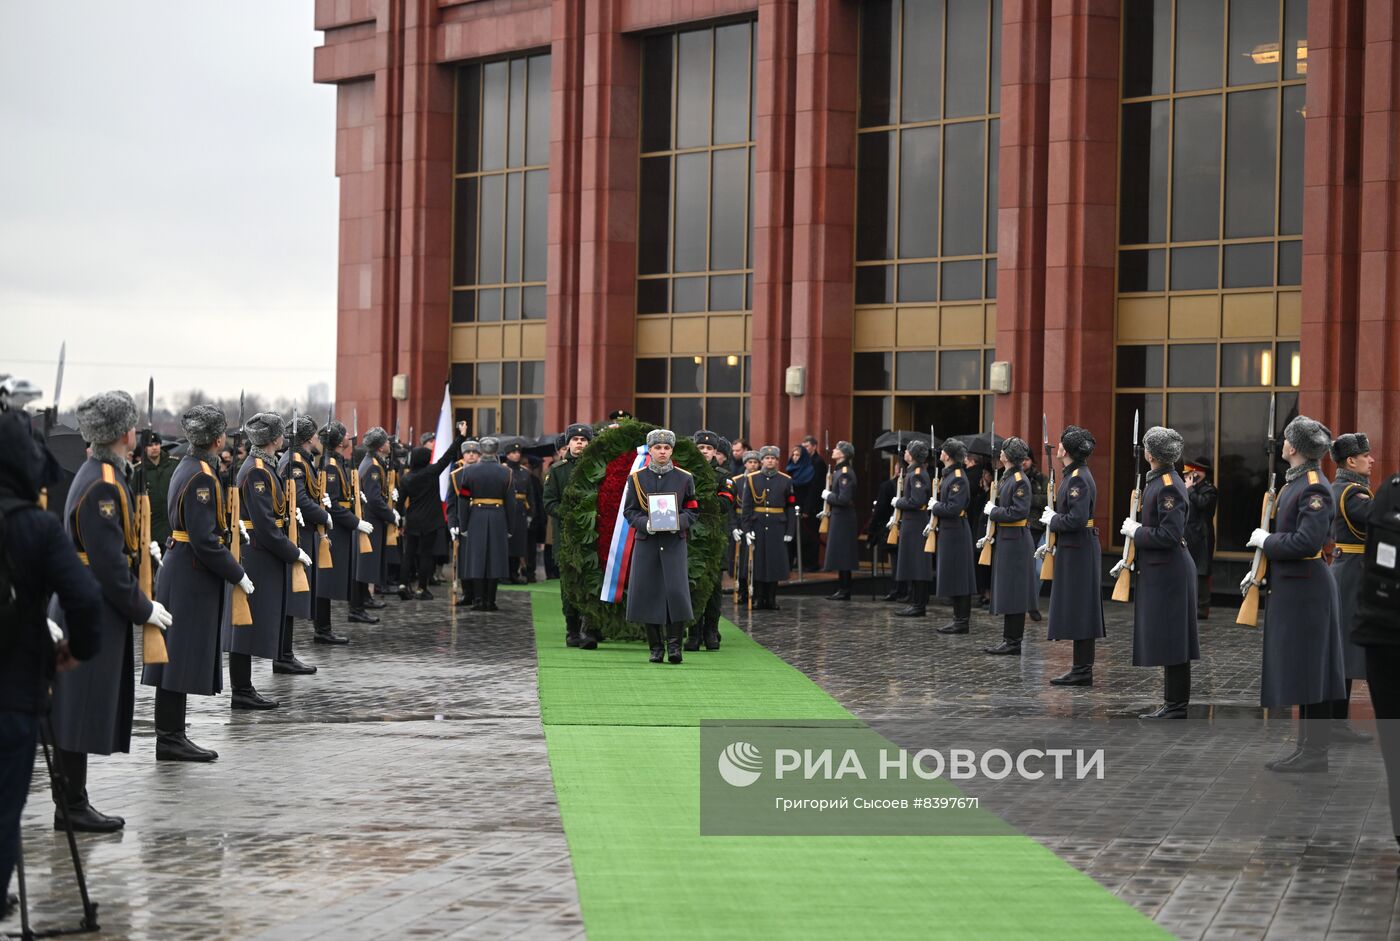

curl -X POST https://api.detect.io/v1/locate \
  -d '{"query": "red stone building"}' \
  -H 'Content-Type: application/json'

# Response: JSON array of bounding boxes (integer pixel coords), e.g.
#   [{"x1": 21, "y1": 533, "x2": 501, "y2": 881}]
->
[{"x1": 315, "y1": 0, "x2": 1400, "y2": 559}]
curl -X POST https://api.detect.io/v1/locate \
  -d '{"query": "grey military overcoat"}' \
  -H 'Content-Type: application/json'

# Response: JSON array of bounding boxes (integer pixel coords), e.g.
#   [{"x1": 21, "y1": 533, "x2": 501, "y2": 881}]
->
[
  {"x1": 623, "y1": 464, "x2": 700, "y2": 624},
  {"x1": 225, "y1": 454, "x2": 298, "y2": 660},
  {"x1": 932, "y1": 466, "x2": 978, "y2": 597},
  {"x1": 1045, "y1": 462, "x2": 1106, "y2": 641},
  {"x1": 821, "y1": 461, "x2": 861, "y2": 573},
  {"x1": 457, "y1": 460, "x2": 512, "y2": 579},
  {"x1": 1129, "y1": 470, "x2": 1200, "y2": 666},
  {"x1": 894, "y1": 464, "x2": 932, "y2": 582},
  {"x1": 316, "y1": 453, "x2": 360, "y2": 602},
  {"x1": 988, "y1": 468, "x2": 1038, "y2": 616},
  {"x1": 740, "y1": 470, "x2": 796, "y2": 582},
  {"x1": 356, "y1": 453, "x2": 396, "y2": 588},
  {"x1": 1330, "y1": 475, "x2": 1371, "y2": 679}
]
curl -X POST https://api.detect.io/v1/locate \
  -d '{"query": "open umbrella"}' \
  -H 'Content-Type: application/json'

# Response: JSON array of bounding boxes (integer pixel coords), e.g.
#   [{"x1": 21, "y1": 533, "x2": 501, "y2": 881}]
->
[
  {"x1": 950, "y1": 431, "x2": 1006, "y2": 457},
  {"x1": 872, "y1": 430, "x2": 939, "y2": 453}
]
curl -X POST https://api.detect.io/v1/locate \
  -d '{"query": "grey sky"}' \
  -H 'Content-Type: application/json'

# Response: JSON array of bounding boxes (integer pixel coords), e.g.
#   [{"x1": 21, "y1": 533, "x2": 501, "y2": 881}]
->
[{"x1": 0, "y1": 2, "x2": 337, "y2": 407}]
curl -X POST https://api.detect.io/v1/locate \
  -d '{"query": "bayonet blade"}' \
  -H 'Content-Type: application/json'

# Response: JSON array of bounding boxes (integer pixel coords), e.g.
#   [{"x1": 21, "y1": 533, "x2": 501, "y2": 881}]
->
[
  {"x1": 53, "y1": 341, "x2": 66, "y2": 412},
  {"x1": 146, "y1": 376, "x2": 154, "y2": 430},
  {"x1": 352, "y1": 407, "x2": 359, "y2": 438},
  {"x1": 1041, "y1": 413, "x2": 1049, "y2": 450},
  {"x1": 238, "y1": 390, "x2": 246, "y2": 433}
]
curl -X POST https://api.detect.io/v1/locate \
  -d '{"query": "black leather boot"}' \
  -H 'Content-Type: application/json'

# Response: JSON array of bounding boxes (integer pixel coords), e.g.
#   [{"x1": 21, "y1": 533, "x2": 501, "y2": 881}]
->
[
  {"x1": 348, "y1": 609, "x2": 379, "y2": 624},
  {"x1": 231, "y1": 687, "x2": 280, "y2": 710},
  {"x1": 684, "y1": 621, "x2": 703, "y2": 651},
  {"x1": 1139, "y1": 701, "x2": 1188, "y2": 720},
  {"x1": 580, "y1": 627, "x2": 600, "y2": 650},
  {"x1": 1267, "y1": 745, "x2": 1328, "y2": 773},
  {"x1": 881, "y1": 583, "x2": 907, "y2": 602},
  {"x1": 485, "y1": 579, "x2": 500, "y2": 611},
  {"x1": 364, "y1": 593, "x2": 386, "y2": 609},
  {"x1": 937, "y1": 595, "x2": 971, "y2": 633},
  {"x1": 983, "y1": 639, "x2": 1021, "y2": 655},
  {"x1": 156, "y1": 732, "x2": 218, "y2": 762},
  {"x1": 565, "y1": 614, "x2": 582, "y2": 647},
  {"x1": 59, "y1": 799, "x2": 125, "y2": 833},
  {"x1": 666, "y1": 623, "x2": 684, "y2": 664},
  {"x1": 314, "y1": 628, "x2": 349, "y2": 644},
  {"x1": 1049, "y1": 665, "x2": 1093, "y2": 686},
  {"x1": 704, "y1": 613, "x2": 721, "y2": 650},
  {"x1": 273, "y1": 656, "x2": 317, "y2": 675},
  {"x1": 646, "y1": 625, "x2": 664, "y2": 663}
]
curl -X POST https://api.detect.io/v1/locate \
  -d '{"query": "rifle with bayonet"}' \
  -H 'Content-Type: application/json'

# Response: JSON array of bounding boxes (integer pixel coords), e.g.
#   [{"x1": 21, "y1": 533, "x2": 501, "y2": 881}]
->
[
  {"x1": 1109, "y1": 408, "x2": 1142, "y2": 603},
  {"x1": 317, "y1": 405, "x2": 334, "y2": 569},
  {"x1": 352, "y1": 408, "x2": 372, "y2": 553},
  {"x1": 886, "y1": 433, "x2": 903, "y2": 546},
  {"x1": 1236, "y1": 395, "x2": 1278, "y2": 627},
  {"x1": 138, "y1": 377, "x2": 169, "y2": 663},
  {"x1": 977, "y1": 418, "x2": 998, "y2": 566},
  {"x1": 924, "y1": 426, "x2": 939, "y2": 553},
  {"x1": 287, "y1": 404, "x2": 310, "y2": 594},
  {"x1": 386, "y1": 420, "x2": 401, "y2": 547},
  {"x1": 231, "y1": 391, "x2": 253, "y2": 625},
  {"x1": 818, "y1": 429, "x2": 832, "y2": 535},
  {"x1": 1037, "y1": 414, "x2": 1057, "y2": 580},
  {"x1": 37, "y1": 342, "x2": 66, "y2": 510}
]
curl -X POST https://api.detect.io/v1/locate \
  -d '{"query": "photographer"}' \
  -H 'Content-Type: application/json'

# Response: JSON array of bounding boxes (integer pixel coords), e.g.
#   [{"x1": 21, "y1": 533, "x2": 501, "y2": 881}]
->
[{"x1": 0, "y1": 409, "x2": 102, "y2": 919}]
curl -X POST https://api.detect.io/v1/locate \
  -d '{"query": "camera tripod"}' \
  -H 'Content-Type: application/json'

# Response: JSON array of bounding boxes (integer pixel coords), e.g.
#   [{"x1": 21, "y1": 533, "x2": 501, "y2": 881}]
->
[{"x1": 11, "y1": 713, "x2": 99, "y2": 939}]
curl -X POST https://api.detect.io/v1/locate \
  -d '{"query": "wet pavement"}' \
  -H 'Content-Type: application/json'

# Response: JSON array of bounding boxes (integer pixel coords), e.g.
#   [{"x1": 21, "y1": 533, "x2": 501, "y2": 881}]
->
[{"x1": 11, "y1": 581, "x2": 1400, "y2": 940}]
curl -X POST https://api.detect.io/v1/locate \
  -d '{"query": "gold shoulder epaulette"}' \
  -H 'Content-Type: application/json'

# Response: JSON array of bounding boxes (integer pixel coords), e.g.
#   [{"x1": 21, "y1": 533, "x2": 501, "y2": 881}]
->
[
  {"x1": 778, "y1": 470, "x2": 791, "y2": 479},
  {"x1": 1307, "y1": 470, "x2": 1320, "y2": 485},
  {"x1": 1163, "y1": 473, "x2": 1174, "y2": 487},
  {"x1": 954, "y1": 468, "x2": 963, "y2": 478},
  {"x1": 254, "y1": 457, "x2": 265, "y2": 470},
  {"x1": 676, "y1": 467, "x2": 693, "y2": 476},
  {"x1": 199, "y1": 461, "x2": 214, "y2": 476},
  {"x1": 1071, "y1": 468, "x2": 1081, "y2": 477},
  {"x1": 1014, "y1": 471, "x2": 1023, "y2": 482}
]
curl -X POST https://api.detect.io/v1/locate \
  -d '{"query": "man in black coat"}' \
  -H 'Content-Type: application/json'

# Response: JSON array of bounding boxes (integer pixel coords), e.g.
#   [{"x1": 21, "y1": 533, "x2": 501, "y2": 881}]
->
[
  {"x1": 314, "y1": 420, "x2": 365, "y2": 636},
  {"x1": 456, "y1": 437, "x2": 513, "y2": 610},
  {"x1": 933, "y1": 439, "x2": 978, "y2": 633},
  {"x1": 542, "y1": 424, "x2": 595, "y2": 646},
  {"x1": 50, "y1": 392, "x2": 170, "y2": 832},
  {"x1": 395, "y1": 425, "x2": 464, "y2": 598},
  {"x1": 276, "y1": 415, "x2": 327, "y2": 673},
  {"x1": 1182, "y1": 456, "x2": 1217, "y2": 619},
  {"x1": 1119, "y1": 426, "x2": 1199, "y2": 718},
  {"x1": 689, "y1": 430, "x2": 734, "y2": 649},
  {"x1": 0, "y1": 409, "x2": 102, "y2": 915},
  {"x1": 820, "y1": 440, "x2": 860, "y2": 601},
  {"x1": 623, "y1": 429, "x2": 700, "y2": 663}
]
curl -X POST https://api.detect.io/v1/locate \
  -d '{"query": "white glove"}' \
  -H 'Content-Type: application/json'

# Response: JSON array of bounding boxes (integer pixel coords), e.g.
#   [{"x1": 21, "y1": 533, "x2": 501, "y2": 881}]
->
[
  {"x1": 297, "y1": 549, "x2": 312, "y2": 568},
  {"x1": 296, "y1": 507, "x2": 305, "y2": 528},
  {"x1": 321, "y1": 492, "x2": 332, "y2": 509},
  {"x1": 922, "y1": 520, "x2": 932, "y2": 536},
  {"x1": 1239, "y1": 572, "x2": 1254, "y2": 596},
  {"x1": 357, "y1": 519, "x2": 374, "y2": 535},
  {"x1": 391, "y1": 487, "x2": 399, "y2": 503},
  {"x1": 732, "y1": 529, "x2": 743, "y2": 541},
  {"x1": 150, "y1": 540, "x2": 162, "y2": 564},
  {"x1": 1120, "y1": 518, "x2": 1141, "y2": 539},
  {"x1": 646, "y1": 521, "x2": 654, "y2": 534},
  {"x1": 1039, "y1": 506, "x2": 1055, "y2": 527},
  {"x1": 821, "y1": 489, "x2": 833, "y2": 501},
  {"x1": 1033, "y1": 543, "x2": 1049, "y2": 562},
  {"x1": 745, "y1": 531, "x2": 755, "y2": 545},
  {"x1": 47, "y1": 617, "x2": 64, "y2": 643},
  {"x1": 450, "y1": 527, "x2": 460, "y2": 540},
  {"x1": 976, "y1": 536, "x2": 988, "y2": 550},
  {"x1": 925, "y1": 499, "x2": 936, "y2": 511},
  {"x1": 783, "y1": 535, "x2": 793, "y2": 543},
  {"x1": 239, "y1": 519, "x2": 250, "y2": 543},
  {"x1": 983, "y1": 500, "x2": 994, "y2": 516},
  {"x1": 1109, "y1": 559, "x2": 1125, "y2": 579},
  {"x1": 146, "y1": 601, "x2": 173, "y2": 629},
  {"x1": 889, "y1": 495, "x2": 899, "y2": 507},
  {"x1": 1246, "y1": 528, "x2": 1269, "y2": 549},
  {"x1": 239, "y1": 575, "x2": 255, "y2": 595}
]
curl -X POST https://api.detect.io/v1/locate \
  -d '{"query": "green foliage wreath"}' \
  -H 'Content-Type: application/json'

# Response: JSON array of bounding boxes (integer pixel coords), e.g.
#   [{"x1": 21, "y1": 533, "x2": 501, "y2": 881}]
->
[{"x1": 557, "y1": 420, "x2": 725, "y2": 640}]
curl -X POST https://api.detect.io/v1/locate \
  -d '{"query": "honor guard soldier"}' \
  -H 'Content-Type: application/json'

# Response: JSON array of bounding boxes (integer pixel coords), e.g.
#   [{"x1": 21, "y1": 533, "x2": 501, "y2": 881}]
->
[
  {"x1": 276, "y1": 414, "x2": 325, "y2": 673},
  {"x1": 622, "y1": 429, "x2": 700, "y2": 663},
  {"x1": 873, "y1": 457, "x2": 905, "y2": 603},
  {"x1": 1119, "y1": 427, "x2": 1199, "y2": 718},
  {"x1": 891, "y1": 439, "x2": 933, "y2": 617},
  {"x1": 982, "y1": 437, "x2": 1038, "y2": 655},
  {"x1": 50, "y1": 392, "x2": 171, "y2": 831},
  {"x1": 542, "y1": 423, "x2": 596, "y2": 648},
  {"x1": 1038, "y1": 425, "x2": 1105, "y2": 686},
  {"x1": 820, "y1": 441, "x2": 860, "y2": 601},
  {"x1": 689, "y1": 430, "x2": 734, "y2": 649},
  {"x1": 932, "y1": 439, "x2": 978, "y2": 632},
  {"x1": 456, "y1": 437, "x2": 513, "y2": 609},
  {"x1": 1248, "y1": 416, "x2": 1347, "y2": 772},
  {"x1": 226, "y1": 412, "x2": 309, "y2": 709},
  {"x1": 740, "y1": 445, "x2": 797, "y2": 610},
  {"x1": 733, "y1": 450, "x2": 761, "y2": 603},
  {"x1": 448, "y1": 439, "x2": 481, "y2": 608},
  {"x1": 1182, "y1": 457, "x2": 1218, "y2": 619},
  {"x1": 355, "y1": 427, "x2": 398, "y2": 611},
  {"x1": 142, "y1": 404, "x2": 248, "y2": 761},
  {"x1": 503, "y1": 441, "x2": 533, "y2": 583},
  {"x1": 315, "y1": 420, "x2": 362, "y2": 635},
  {"x1": 1329, "y1": 432, "x2": 1375, "y2": 741}
]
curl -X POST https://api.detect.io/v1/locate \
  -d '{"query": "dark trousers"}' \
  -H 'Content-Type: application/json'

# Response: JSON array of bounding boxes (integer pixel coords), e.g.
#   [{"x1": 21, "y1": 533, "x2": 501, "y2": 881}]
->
[
  {"x1": 525, "y1": 538, "x2": 539, "y2": 581},
  {"x1": 279, "y1": 614, "x2": 297, "y2": 661},
  {"x1": 1073, "y1": 638, "x2": 1095, "y2": 667},
  {"x1": 229, "y1": 652, "x2": 253, "y2": 691},
  {"x1": 401, "y1": 531, "x2": 437, "y2": 592},
  {"x1": 1164, "y1": 661, "x2": 1191, "y2": 703},
  {"x1": 351, "y1": 580, "x2": 369, "y2": 612},
  {"x1": 1364, "y1": 645, "x2": 1400, "y2": 842},
  {"x1": 1297, "y1": 700, "x2": 1334, "y2": 750},
  {"x1": 1003, "y1": 612, "x2": 1025, "y2": 642},
  {"x1": 314, "y1": 596, "x2": 332, "y2": 631},
  {"x1": 1331, "y1": 678, "x2": 1355, "y2": 720},
  {"x1": 154, "y1": 688, "x2": 186, "y2": 734},
  {"x1": 0, "y1": 711, "x2": 39, "y2": 904},
  {"x1": 55, "y1": 749, "x2": 88, "y2": 807},
  {"x1": 949, "y1": 593, "x2": 971, "y2": 622},
  {"x1": 562, "y1": 592, "x2": 581, "y2": 633},
  {"x1": 1197, "y1": 575, "x2": 1211, "y2": 611},
  {"x1": 544, "y1": 544, "x2": 559, "y2": 579}
]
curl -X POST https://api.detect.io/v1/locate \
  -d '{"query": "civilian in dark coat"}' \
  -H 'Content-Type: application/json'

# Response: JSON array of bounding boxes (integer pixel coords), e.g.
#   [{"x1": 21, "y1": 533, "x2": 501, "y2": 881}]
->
[
  {"x1": 0, "y1": 409, "x2": 102, "y2": 909},
  {"x1": 983, "y1": 438, "x2": 1037, "y2": 655},
  {"x1": 396, "y1": 432, "x2": 463, "y2": 597},
  {"x1": 1251, "y1": 416, "x2": 1347, "y2": 772},
  {"x1": 1120, "y1": 426, "x2": 1199, "y2": 719},
  {"x1": 356, "y1": 427, "x2": 397, "y2": 594},
  {"x1": 456, "y1": 438, "x2": 513, "y2": 609},
  {"x1": 893, "y1": 442, "x2": 933, "y2": 617},
  {"x1": 1182, "y1": 457, "x2": 1217, "y2": 619},
  {"x1": 933, "y1": 440, "x2": 978, "y2": 633},
  {"x1": 142, "y1": 404, "x2": 247, "y2": 761},
  {"x1": 740, "y1": 446, "x2": 797, "y2": 609},
  {"x1": 1041, "y1": 426, "x2": 1105, "y2": 687},
  {"x1": 51, "y1": 393, "x2": 168, "y2": 831},
  {"x1": 313, "y1": 422, "x2": 362, "y2": 638},
  {"x1": 820, "y1": 440, "x2": 860, "y2": 600},
  {"x1": 623, "y1": 430, "x2": 700, "y2": 663},
  {"x1": 1328, "y1": 433, "x2": 1375, "y2": 739}
]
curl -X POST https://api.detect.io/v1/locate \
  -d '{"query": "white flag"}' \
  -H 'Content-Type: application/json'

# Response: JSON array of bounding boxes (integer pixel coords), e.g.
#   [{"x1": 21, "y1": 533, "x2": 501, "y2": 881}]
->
[{"x1": 432, "y1": 382, "x2": 454, "y2": 501}]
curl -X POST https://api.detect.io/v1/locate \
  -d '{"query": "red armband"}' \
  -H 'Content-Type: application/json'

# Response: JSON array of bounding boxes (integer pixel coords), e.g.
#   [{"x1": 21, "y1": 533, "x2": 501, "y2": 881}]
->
[{"x1": 684, "y1": 499, "x2": 699, "y2": 510}]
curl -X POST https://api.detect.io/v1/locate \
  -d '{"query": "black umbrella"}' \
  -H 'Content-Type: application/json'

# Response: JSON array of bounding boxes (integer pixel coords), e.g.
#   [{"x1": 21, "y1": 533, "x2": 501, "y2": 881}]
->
[
  {"x1": 950, "y1": 431, "x2": 1006, "y2": 457},
  {"x1": 872, "y1": 430, "x2": 940, "y2": 453},
  {"x1": 495, "y1": 435, "x2": 534, "y2": 455}
]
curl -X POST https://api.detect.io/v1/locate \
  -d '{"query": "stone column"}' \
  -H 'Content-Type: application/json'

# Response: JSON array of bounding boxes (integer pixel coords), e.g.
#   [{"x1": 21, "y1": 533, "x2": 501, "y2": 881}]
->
[{"x1": 545, "y1": 0, "x2": 586, "y2": 428}]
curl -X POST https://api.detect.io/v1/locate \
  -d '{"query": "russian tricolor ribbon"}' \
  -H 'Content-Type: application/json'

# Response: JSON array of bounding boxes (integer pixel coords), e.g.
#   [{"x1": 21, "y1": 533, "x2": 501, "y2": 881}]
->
[{"x1": 599, "y1": 445, "x2": 650, "y2": 603}]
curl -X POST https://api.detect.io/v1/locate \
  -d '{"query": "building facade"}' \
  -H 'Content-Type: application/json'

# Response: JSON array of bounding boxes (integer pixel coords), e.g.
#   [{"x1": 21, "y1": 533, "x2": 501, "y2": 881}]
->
[{"x1": 315, "y1": 0, "x2": 1400, "y2": 559}]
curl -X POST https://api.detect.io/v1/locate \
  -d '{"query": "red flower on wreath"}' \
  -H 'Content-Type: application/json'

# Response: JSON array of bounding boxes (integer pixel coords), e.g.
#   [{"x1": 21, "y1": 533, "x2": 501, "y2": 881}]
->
[{"x1": 595, "y1": 448, "x2": 642, "y2": 566}]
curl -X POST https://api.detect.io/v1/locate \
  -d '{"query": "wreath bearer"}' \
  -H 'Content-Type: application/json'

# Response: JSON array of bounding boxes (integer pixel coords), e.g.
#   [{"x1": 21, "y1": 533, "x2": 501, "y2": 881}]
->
[{"x1": 542, "y1": 423, "x2": 598, "y2": 649}]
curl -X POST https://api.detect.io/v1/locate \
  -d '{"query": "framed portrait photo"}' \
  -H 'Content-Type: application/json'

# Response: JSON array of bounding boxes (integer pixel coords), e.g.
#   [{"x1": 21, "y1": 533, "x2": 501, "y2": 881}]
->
[{"x1": 649, "y1": 492, "x2": 680, "y2": 533}]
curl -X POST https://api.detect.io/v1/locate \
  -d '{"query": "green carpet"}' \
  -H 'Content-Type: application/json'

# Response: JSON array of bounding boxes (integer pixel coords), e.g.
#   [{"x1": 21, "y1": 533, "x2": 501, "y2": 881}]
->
[{"x1": 528, "y1": 584, "x2": 1167, "y2": 939}]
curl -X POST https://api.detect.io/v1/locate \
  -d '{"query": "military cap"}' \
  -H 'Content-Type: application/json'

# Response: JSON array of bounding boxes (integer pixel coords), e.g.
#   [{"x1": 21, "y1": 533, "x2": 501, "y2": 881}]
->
[
  {"x1": 646, "y1": 429, "x2": 677, "y2": 448},
  {"x1": 181, "y1": 404, "x2": 228, "y2": 449},
  {"x1": 361, "y1": 426, "x2": 389, "y2": 451},
  {"x1": 565, "y1": 422, "x2": 594, "y2": 443},
  {"x1": 1183, "y1": 456, "x2": 1212, "y2": 474},
  {"x1": 1060, "y1": 425, "x2": 1096, "y2": 461},
  {"x1": 693, "y1": 429, "x2": 723, "y2": 449},
  {"x1": 420, "y1": 431, "x2": 436, "y2": 445},
  {"x1": 608, "y1": 409, "x2": 632, "y2": 421},
  {"x1": 715, "y1": 435, "x2": 732, "y2": 456},
  {"x1": 835, "y1": 440, "x2": 855, "y2": 460},
  {"x1": 1284, "y1": 415, "x2": 1331, "y2": 461},
  {"x1": 1000, "y1": 435, "x2": 1031, "y2": 464},
  {"x1": 743, "y1": 450, "x2": 760, "y2": 464},
  {"x1": 138, "y1": 428, "x2": 161, "y2": 448},
  {"x1": 940, "y1": 438, "x2": 968, "y2": 464},
  {"x1": 1331, "y1": 433, "x2": 1371, "y2": 464},
  {"x1": 289, "y1": 414, "x2": 317, "y2": 445},
  {"x1": 244, "y1": 412, "x2": 285, "y2": 448},
  {"x1": 479, "y1": 436, "x2": 499, "y2": 456},
  {"x1": 1142, "y1": 425, "x2": 1183, "y2": 464},
  {"x1": 75, "y1": 391, "x2": 138, "y2": 446},
  {"x1": 906, "y1": 439, "x2": 931, "y2": 463},
  {"x1": 502, "y1": 439, "x2": 523, "y2": 455},
  {"x1": 318, "y1": 420, "x2": 348, "y2": 450},
  {"x1": 460, "y1": 438, "x2": 481, "y2": 455},
  {"x1": 759, "y1": 445, "x2": 781, "y2": 460}
]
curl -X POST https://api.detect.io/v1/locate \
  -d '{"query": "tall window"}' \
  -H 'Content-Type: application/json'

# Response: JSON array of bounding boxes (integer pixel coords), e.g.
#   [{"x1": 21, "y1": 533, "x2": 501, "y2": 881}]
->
[
  {"x1": 1114, "y1": 0, "x2": 1306, "y2": 553},
  {"x1": 449, "y1": 52, "x2": 550, "y2": 438},
  {"x1": 634, "y1": 21, "x2": 755, "y2": 438},
  {"x1": 851, "y1": 0, "x2": 1001, "y2": 506}
]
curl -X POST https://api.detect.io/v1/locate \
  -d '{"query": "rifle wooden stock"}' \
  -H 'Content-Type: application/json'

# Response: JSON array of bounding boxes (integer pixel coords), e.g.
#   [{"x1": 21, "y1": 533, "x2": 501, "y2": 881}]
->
[
  {"x1": 1040, "y1": 467, "x2": 1057, "y2": 580},
  {"x1": 1236, "y1": 490, "x2": 1274, "y2": 627},
  {"x1": 229, "y1": 487, "x2": 253, "y2": 626},
  {"x1": 287, "y1": 479, "x2": 309, "y2": 593},
  {"x1": 1110, "y1": 489, "x2": 1139, "y2": 603},
  {"x1": 316, "y1": 470, "x2": 333, "y2": 568},
  {"x1": 353, "y1": 470, "x2": 372, "y2": 552},
  {"x1": 924, "y1": 519, "x2": 937, "y2": 554},
  {"x1": 136, "y1": 492, "x2": 168, "y2": 663},
  {"x1": 977, "y1": 475, "x2": 998, "y2": 566},
  {"x1": 819, "y1": 463, "x2": 832, "y2": 535},
  {"x1": 887, "y1": 467, "x2": 903, "y2": 545},
  {"x1": 1236, "y1": 579, "x2": 1263, "y2": 627},
  {"x1": 142, "y1": 623, "x2": 168, "y2": 665},
  {"x1": 385, "y1": 469, "x2": 399, "y2": 546}
]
